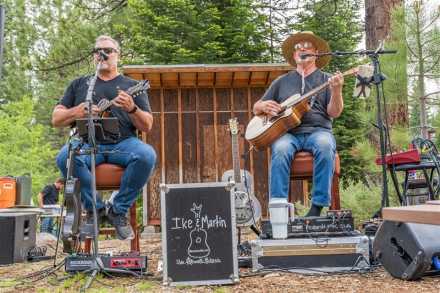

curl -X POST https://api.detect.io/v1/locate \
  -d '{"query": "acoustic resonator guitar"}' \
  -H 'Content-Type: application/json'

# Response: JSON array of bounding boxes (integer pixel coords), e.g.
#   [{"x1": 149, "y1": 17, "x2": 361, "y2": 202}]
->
[{"x1": 222, "y1": 118, "x2": 262, "y2": 227}]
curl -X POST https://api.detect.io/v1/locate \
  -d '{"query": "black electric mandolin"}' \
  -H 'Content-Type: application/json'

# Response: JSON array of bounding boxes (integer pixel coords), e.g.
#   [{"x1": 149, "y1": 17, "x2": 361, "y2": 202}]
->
[{"x1": 97, "y1": 80, "x2": 150, "y2": 116}]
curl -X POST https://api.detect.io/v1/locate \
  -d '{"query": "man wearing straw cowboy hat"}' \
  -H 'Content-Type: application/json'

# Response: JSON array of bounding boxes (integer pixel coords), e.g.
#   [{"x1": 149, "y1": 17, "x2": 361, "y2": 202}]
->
[{"x1": 252, "y1": 31, "x2": 344, "y2": 217}]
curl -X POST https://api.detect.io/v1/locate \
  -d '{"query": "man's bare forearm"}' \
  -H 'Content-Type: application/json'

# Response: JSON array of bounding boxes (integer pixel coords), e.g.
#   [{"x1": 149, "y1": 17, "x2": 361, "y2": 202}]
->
[
  {"x1": 38, "y1": 193, "x2": 43, "y2": 207},
  {"x1": 129, "y1": 109, "x2": 153, "y2": 133},
  {"x1": 327, "y1": 89, "x2": 344, "y2": 118},
  {"x1": 52, "y1": 105, "x2": 80, "y2": 127}
]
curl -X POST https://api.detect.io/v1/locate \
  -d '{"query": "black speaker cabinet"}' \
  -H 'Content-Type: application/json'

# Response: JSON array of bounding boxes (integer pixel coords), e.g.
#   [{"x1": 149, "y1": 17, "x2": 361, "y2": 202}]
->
[
  {"x1": 373, "y1": 220, "x2": 440, "y2": 280},
  {"x1": 0, "y1": 212, "x2": 36, "y2": 265}
]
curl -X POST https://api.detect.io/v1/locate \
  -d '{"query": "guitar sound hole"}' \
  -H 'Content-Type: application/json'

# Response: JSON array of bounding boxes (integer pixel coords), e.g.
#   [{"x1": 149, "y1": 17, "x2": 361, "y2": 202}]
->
[{"x1": 269, "y1": 113, "x2": 282, "y2": 123}]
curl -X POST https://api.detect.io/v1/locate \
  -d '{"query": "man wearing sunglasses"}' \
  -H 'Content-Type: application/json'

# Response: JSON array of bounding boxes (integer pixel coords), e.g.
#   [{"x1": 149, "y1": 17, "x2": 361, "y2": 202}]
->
[
  {"x1": 252, "y1": 31, "x2": 344, "y2": 217},
  {"x1": 52, "y1": 35, "x2": 156, "y2": 240}
]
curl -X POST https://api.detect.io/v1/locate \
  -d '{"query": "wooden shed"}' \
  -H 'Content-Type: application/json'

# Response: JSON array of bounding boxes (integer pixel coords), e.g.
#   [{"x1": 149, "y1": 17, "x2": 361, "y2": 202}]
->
[{"x1": 123, "y1": 63, "x2": 297, "y2": 226}]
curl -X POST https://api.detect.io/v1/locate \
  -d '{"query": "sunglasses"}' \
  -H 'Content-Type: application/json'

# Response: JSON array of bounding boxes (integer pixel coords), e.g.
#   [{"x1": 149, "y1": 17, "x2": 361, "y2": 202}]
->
[
  {"x1": 93, "y1": 47, "x2": 119, "y2": 55},
  {"x1": 294, "y1": 41, "x2": 315, "y2": 50}
]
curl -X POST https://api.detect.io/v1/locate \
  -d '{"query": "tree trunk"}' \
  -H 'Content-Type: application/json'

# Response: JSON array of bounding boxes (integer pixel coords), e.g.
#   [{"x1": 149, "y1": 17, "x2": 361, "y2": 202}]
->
[
  {"x1": 365, "y1": 0, "x2": 403, "y2": 49},
  {"x1": 365, "y1": 0, "x2": 408, "y2": 128},
  {"x1": 414, "y1": 1, "x2": 427, "y2": 138}
]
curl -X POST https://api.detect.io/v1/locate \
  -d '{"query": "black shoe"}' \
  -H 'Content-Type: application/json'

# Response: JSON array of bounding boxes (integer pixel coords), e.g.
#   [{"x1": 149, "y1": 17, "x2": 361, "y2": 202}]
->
[
  {"x1": 107, "y1": 207, "x2": 134, "y2": 240},
  {"x1": 305, "y1": 204, "x2": 323, "y2": 217},
  {"x1": 80, "y1": 208, "x2": 106, "y2": 238},
  {"x1": 86, "y1": 207, "x2": 107, "y2": 224}
]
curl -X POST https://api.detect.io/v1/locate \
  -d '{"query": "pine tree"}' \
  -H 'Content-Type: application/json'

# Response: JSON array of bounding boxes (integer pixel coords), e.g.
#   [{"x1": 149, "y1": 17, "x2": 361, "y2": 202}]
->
[
  {"x1": 405, "y1": 0, "x2": 440, "y2": 138},
  {"x1": 111, "y1": 0, "x2": 270, "y2": 64}
]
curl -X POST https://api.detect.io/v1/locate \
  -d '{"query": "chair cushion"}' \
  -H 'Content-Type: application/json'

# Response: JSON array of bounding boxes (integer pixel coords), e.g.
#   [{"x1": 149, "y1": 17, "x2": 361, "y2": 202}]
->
[
  {"x1": 95, "y1": 163, "x2": 125, "y2": 189},
  {"x1": 291, "y1": 151, "x2": 340, "y2": 178}
]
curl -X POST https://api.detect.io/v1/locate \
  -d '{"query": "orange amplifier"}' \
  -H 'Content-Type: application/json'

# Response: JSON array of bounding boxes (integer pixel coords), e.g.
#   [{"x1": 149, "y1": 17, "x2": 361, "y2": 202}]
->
[{"x1": 0, "y1": 177, "x2": 17, "y2": 208}]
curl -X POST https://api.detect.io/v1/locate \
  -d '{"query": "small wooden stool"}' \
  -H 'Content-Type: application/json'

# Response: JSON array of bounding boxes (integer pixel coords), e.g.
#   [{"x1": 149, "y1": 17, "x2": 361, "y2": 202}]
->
[
  {"x1": 84, "y1": 163, "x2": 140, "y2": 252},
  {"x1": 290, "y1": 151, "x2": 341, "y2": 210}
]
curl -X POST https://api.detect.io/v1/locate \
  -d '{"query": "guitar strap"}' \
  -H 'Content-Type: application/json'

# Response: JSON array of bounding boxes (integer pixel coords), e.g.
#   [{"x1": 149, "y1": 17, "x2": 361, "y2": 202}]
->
[
  {"x1": 300, "y1": 70, "x2": 317, "y2": 108},
  {"x1": 300, "y1": 71, "x2": 306, "y2": 95}
]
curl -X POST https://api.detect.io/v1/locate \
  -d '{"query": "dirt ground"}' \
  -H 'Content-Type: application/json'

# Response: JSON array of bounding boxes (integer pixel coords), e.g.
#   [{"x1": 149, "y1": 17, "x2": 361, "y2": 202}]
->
[{"x1": 0, "y1": 234, "x2": 439, "y2": 293}]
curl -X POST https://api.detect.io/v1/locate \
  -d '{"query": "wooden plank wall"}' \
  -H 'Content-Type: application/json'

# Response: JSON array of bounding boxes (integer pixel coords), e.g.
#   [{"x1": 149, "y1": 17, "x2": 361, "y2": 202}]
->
[{"x1": 144, "y1": 86, "x2": 269, "y2": 225}]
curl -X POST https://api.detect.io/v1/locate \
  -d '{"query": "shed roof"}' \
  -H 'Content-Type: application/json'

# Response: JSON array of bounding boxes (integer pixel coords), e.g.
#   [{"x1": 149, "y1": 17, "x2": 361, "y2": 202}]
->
[{"x1": 122, "y1": 63, "x2": 293, "y2": 88}]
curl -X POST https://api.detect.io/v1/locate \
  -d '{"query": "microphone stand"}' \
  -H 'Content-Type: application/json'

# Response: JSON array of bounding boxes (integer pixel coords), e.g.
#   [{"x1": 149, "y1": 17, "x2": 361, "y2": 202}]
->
[
  {"x1": 82, "y1": 57, "x2": 140, "y2": 291},
  {"x1": 307, "y1": 46, "x2": 397, "y2": 217}
]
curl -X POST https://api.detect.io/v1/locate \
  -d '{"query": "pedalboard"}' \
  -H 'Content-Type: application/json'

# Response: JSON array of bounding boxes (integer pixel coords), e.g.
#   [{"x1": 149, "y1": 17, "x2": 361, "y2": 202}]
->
[{"x1": 261, "y1": 210, "x2": 355, "y2": 239}]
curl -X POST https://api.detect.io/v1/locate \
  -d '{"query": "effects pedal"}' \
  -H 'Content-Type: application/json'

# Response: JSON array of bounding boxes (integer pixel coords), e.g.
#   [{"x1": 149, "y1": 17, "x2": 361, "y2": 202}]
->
[
  {"x1": 101, "y1": 254, "x2": 147, "y2": 270},
  {"x1": 65, "y1": 253, "x2": 147, "y2": 273}
]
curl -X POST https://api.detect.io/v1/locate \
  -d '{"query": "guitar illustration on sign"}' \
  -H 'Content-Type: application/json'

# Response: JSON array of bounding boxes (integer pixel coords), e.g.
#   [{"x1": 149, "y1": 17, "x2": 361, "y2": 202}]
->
[{"x1": 187, "y1": 203, "x2": 211, "y2": 259}]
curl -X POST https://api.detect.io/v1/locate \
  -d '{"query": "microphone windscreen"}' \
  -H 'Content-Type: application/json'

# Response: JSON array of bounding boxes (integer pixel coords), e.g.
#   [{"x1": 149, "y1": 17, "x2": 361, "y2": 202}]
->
[{"x1": 98, "y1": 50, "x2": 109, "y2": 61}]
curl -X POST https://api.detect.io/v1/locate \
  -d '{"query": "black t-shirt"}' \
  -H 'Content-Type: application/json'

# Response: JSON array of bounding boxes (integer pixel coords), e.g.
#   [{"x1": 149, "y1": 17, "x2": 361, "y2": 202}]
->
[
  {"x1": 59, "y1": 74, "x2": 151, "y2": 141},
  {"x1": 262, "y1": 69, "x2": 333, "y2": 133},
  {"x1": 41, "y1": 184, "x2": 59, "y2": 205}
]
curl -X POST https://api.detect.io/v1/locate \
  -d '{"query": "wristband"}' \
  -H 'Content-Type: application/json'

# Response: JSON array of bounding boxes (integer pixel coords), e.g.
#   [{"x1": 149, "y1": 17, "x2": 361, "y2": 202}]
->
[{"x1": 128, "y1": 105, "x2": 138, "y2": 114}]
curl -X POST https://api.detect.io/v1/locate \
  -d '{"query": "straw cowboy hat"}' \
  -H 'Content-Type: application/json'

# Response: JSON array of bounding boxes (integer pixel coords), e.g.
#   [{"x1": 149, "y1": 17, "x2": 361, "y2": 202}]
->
[{"x1": 282, "y1": 31, "x2": 331, "y2": 68}]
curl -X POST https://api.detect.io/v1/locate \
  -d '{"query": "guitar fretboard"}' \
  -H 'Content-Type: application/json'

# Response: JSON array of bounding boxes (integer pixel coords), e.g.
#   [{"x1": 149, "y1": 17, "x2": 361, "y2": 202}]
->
[
  {"x1": 231, "y1": 131, "x2": 241, "y2": 184},
  {"x1": 280, "y1": 67, "x2": 357, "y2": 112}
]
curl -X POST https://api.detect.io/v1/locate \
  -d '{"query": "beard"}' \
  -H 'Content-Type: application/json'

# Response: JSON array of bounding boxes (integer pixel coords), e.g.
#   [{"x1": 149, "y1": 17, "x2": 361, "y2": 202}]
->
[
  {"x1": 294, "y1": 56, "x2": 316, "y2": 66},
  {"x1": 98, "y1": 60, "x2": 117, "y2": 73}
]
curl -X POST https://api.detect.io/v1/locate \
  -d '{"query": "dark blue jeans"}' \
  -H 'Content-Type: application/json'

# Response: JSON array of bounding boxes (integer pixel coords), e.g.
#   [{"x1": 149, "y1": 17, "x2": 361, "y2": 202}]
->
[
  {"x1": 270, "y1": 131, "x2": 336, "y2": 207},
  {"x1": 56, "y1": 137, "x2": 156, "y2": 215},
  {"x1": 41, "y1": 217, "x2": 55, "y2": 234}
]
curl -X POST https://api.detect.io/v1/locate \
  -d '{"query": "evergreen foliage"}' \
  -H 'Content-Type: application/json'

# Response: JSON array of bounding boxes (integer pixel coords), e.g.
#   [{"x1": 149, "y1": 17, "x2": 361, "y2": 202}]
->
[
  {"x1": 0, "y1": 98, "x2": 58, "y2": 196},
  {"x1": 112, "y1": 0, "x2": 270, "y2": 64}
]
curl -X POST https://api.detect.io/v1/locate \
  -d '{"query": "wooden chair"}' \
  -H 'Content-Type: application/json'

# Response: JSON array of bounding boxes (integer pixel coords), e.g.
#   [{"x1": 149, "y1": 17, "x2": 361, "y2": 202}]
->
[
  {"x1": 290, "y1": 151, "x2": 341, "y2": 210},
  {"x1": 84, "y1": 163, "x2": 140, "y2": 252}
]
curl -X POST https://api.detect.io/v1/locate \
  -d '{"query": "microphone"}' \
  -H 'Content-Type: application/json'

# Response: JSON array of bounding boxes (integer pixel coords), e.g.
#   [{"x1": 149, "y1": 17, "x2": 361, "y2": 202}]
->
[
  {"x1": 97, "y1": 50, "x2": 109, "y2": 61},
  {"x1": 299, "y1": 53, "x2": 315, "y2": 59}
]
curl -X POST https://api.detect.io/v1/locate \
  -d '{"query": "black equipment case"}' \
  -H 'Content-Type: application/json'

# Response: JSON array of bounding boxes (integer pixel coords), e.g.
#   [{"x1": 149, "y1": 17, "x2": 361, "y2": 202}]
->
[{"x1": 251, "y1": 235, "x2": 370, "y2": 273}]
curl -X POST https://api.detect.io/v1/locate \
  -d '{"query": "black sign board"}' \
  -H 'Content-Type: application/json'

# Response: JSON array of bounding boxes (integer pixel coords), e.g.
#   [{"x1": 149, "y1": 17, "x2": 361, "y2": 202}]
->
[{"x1": 161, "y1": 182, "x2": 239, "y2": 286}]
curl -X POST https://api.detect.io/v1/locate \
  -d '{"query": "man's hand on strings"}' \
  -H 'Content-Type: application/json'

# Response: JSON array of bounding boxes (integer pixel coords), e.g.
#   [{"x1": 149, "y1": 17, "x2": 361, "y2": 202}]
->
[
  {"x1": 75, "y1": 102, "x2": 100, "y2": 118},
  {"x1": 113, "y1": 90, "x2": 136, "y2": 113},
  {"x1": 329, "y1": 71, "x2": 344, "y2": 91},
  {"x1": 260, "y1": 100, "x2": 282, "y2": 117}
]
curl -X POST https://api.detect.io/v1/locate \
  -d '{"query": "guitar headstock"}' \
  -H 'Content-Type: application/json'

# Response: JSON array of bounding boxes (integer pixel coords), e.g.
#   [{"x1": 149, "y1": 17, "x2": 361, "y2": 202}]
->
[
  {"x1": 229, "y1": 118, "x2": 239, "y2": 135},
  {"x1": 127, "y1": 80, "x2": 150, "y2": 98}
]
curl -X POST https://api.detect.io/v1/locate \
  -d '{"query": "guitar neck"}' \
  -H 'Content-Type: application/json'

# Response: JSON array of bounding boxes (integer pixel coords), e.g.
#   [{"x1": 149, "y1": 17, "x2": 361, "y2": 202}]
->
[
  {"x1": 302, "y1": 81, "x2": 330, "y2": 102},
  {"x1": 281, "y1": 67, "x2": 357, "y2": 110},
  {"x1": 231, "y1": 132, "x2": 241, "y2": 184},
  {"x1": 98, "y1": 85, "x2": 142, "y2": 113}
]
